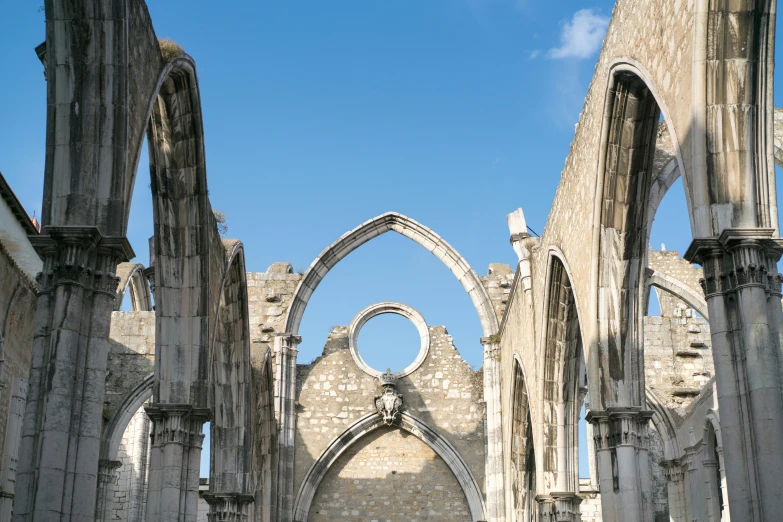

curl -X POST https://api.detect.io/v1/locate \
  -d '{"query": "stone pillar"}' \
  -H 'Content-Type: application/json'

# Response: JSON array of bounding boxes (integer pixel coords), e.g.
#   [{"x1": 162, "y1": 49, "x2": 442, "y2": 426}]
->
[
  {"x1": 203, "y1": 492, "x2": 254, "y2": 521},
  {"x1": 144, "y1": 404, "x2": 211, "y2": 522},
  {"x1": 715, "y1": 447, "x2": 729, "y2": 521},
  {"x1": 0, "y1": 378, "x2": 27, "y2": 520},
  {"x1": 537, "y1": 492, "x2": 582, "y2": 522},
  {"x1": 95, "y1": 459, "x2": 122, "y2": 521},
  {"x1": 685, "y1": 230, "x2": 783, "y2": 522},
  {"x1": 507, "y1": 208, "x2": 535, "y2": 304},
  {"x1": 662, "y1": 460, "x2": 686, "y2": 522},
  {"x1": 14, "y1": 227, "x2": 132, "y2": 522},
  {"x1": 481, "y1": 337, "x2": 505, "y2": 522},
  {"x1": 587, "y1": 407, "x2": 654, "y2": 522},
  {"x1": 703, "y1": 456, "x2": 722, "y2": 522},
  {"x1": 583, "y1": 393, "x2": 599, "y2": 490},
  {"x1": 273, "y1": 333, "x2": 300, "y2": 522},
  {"x1": 682, "y1": 448, "x2": 705, "y2": 522}
]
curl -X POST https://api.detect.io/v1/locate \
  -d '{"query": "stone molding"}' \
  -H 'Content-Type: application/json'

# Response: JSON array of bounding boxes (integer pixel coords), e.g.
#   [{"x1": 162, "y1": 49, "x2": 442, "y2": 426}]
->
[
  {"x1": 29, "y1": 226, "x2": 134, "y2": 296},
  {"x1": 685, "y1": 228, "x2": 783, "y2": 298},
  {"x1": 536, "y1": 492, "x2": 583, "y2": 522},
  {"x1": 348, "y1": 301, "x2": 430, "y2": 378},
  {"x1": 586, "y1": 408, "x2": 654, "y2": 450},
  {"x1": 203, "y1": 492, "x2": 255, "y2": 522},
  {"x1": 283, "y1": 211, "x2": 500, "y2": 339},
  {"x1": 145, "y1": 404, "x2": 211, "y2": 449},
  {"x1": 292, "y1": 412, "x2": 486, "y2": 522}
]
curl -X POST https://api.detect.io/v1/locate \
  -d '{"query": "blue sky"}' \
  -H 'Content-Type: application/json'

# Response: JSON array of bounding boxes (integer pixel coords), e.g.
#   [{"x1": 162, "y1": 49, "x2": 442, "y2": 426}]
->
[{"x1": 2, "y1": 1, "x2": 782, "y2": 478}]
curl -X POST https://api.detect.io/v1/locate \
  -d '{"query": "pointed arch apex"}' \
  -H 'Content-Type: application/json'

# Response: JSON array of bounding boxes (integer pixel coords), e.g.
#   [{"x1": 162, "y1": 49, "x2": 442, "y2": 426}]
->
[{"x1": 283, "y1": 211, "x2": 500, "y2": 340}]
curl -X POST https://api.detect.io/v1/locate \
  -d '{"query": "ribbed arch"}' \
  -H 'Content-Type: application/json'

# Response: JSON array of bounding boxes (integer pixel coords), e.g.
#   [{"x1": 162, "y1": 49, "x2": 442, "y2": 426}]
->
[
  {"x1": 114, "y1": 262, "x2": 153, "y2": 312},
  {"x1": 283, "y1": 212, "x2": 499, "y2": 340},
  {"x1": 510, "y1": 358, "x2": 536, "y2": 521},
  {"x1": 540, "y1": 254, "x2": 585, "y2": 494},
  {"x1": 209, "y1": 240, "x2": 256, "y2": 496}
]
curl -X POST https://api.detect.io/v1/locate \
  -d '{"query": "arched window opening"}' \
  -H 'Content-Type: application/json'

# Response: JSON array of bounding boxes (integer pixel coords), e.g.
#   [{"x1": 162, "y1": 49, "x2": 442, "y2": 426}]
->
[
  {"x1": 511, "y1": 361, "x2": 536, "y2": 521},
  {"x1": 297, "y1": 230, "x2": 490, "y2": 370}
]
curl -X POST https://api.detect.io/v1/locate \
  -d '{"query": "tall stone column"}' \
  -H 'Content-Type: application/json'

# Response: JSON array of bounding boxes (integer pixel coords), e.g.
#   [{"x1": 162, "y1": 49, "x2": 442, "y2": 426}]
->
[
  {"x1": 481, "y1": 337, "x2": 505, "y2": 522},
  {"x1": 13, "y1": 227, "x2": 131, "y2": 522},
  {"x1": 685, "y1": 230, "x2": 783, "y2": 522},
  {"x1": 203, "y1": 492, "x2": 254, "y2": 522},
  {"x1": 273, "y1": 333, "x2": 300, "y2": 522},
  {"x1": 586, "y1": 407, "x2": 654, "y2": 522},
  {"x1": 536, "y1": 492, "x2": 582, "y2": 522},
  {"x1": 144, "y1": 404, "x2": 211, "y2": 522}
]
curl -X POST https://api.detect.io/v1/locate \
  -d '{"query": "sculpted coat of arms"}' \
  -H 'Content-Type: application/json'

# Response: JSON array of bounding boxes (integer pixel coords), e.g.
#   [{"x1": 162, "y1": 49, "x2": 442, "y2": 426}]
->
[{"x1": 374, "y1": 368, "x2": 404, "y2": 425}]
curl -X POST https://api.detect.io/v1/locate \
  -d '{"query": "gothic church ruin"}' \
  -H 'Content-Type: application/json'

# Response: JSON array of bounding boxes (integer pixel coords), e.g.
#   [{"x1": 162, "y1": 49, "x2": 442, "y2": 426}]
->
[{"x1": 1, "y1": 0, "x2": 782, "y2": 521}]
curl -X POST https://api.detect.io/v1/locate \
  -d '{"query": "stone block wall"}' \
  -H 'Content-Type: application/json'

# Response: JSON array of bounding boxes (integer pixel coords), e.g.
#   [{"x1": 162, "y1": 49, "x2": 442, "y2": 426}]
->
[
  {"x1": 310, "y1": 426, "x2": 472, "y2": 521},
  {"x1": 0, "y1": 242, "x2": 36, "y2": 507},
  {"x1": 105, "y1": 311, "x2": 156, "y2": 421},
  {"x1": 644, "y1": 316, "x2": 713, "y2": 411},
  {"x1": 480, "y1": 263, "x2": 515, "y2": 323},
  {"x1": 294, "y1": 324, "x2": 485, "y2": 515},
  {"x1": 111, "y1": 406, "x2": 151, "y2": 521}
]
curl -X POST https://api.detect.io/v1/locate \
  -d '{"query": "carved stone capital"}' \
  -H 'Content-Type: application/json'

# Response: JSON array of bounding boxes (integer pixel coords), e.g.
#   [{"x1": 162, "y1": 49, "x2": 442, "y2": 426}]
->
[
  {"x1": 536, "y1": 492, "x2": 583, "y2": 522},
  {"x1": 661, "y1": 459, "x2": 684, "y2": 482},
  {"x1": 143, "y1": 266, "x2": 156, "y2": 296},
  {"x1": 685, "y1": 229, "x2": 783, "y2": 298},
  {"x1": 586, "y1": 407, "x2": 654, "y2": 451},
  {"x1": 97, "y1": 459, "x2": 123, "y2": 485},
  {"x1": 30, "y1": 227, "x2": 134, "y2": 296},
  {"x1": 203, "y1": 492, "x2": 254, "y2": 522},
  {"x1": 274, "y1": 333, "x2": 301, "y2": 356},
  {"x1": 145, "y1": 404, "x2": 211, "y2": 449}
]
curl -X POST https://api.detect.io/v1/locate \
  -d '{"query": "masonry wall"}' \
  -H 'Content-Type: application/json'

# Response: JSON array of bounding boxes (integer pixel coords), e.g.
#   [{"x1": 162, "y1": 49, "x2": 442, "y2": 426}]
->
[
  {"x1": 105, "y1": 310, "x2": 156, "y2": 521},
  {"x1": 294, "y1": 325, "x2": 485, "y2": 513},
  {"x1": 644, "y1": 316, "x2": 713, "y2": 411},
  {"x1": 0, "y1": 242, "x2": 37, "y2": 504},
  {"x1": 112, "y1": 406, "x2": 151, "y2": 521},
  {"x1": 310, "y1": 426, "x2": 472, "y2": 522}
]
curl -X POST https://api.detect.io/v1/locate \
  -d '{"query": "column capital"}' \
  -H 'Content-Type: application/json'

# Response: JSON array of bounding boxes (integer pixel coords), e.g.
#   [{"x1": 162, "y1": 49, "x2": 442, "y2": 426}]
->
[
  {"x1": 30, "y1": 227, "x2": 134, "y2": 295},
  {"x1": 203, "y1": 492, "x2": 254, "y2": 522},
  {"x1": 536, "y1": 492, "x2": 583, "y2": 522},
  {"x1": 97, "y1": 459, "x2": 122, "y2": 485},
  {"x1": 586, "y1": 407, "x2": 654, "y2": 450},
  {"x1": 274, "y1": 332, "x2": 302, "y2": 345},
  {"x1": 661, "y1": 458, "x2": 684, "y2": 482},
  {"x1": 145, "y1": 403, "x2": 212, "y2": 449}
]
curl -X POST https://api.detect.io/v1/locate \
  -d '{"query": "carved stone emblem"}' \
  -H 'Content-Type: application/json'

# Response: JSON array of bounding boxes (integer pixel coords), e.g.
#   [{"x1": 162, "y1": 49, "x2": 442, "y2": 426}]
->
[{"x1": 374, "y1": 368, "x2": 404, "y2": 426}]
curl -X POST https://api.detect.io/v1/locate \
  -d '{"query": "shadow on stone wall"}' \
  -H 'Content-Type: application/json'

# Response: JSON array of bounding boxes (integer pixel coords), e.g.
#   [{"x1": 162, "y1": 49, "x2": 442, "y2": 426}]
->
[{"x1": 308, "y1": 426, "x2": 473, "y2": 522}]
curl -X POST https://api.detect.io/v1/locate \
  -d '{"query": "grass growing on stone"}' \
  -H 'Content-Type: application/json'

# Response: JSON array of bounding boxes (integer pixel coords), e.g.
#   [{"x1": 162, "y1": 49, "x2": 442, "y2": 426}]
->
[{"x1": 158, "y1": 38, "x2": 183, "y2": 62}]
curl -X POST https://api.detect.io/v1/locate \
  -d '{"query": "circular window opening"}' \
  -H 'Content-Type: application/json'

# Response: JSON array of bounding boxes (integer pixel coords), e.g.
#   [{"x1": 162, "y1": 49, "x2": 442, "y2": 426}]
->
[{"x1": 357, "y1": 313, "x2": 422, "y2": 374}]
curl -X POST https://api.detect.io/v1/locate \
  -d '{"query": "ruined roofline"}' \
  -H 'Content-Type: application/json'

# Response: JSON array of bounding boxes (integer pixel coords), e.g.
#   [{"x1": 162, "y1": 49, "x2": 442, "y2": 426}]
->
[{"x1": 0, "y1": 171, "x2": 38, "y2": 236}]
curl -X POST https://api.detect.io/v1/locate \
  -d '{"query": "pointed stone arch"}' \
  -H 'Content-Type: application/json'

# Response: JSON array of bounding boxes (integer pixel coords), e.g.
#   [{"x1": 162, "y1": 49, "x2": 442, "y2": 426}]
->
[
  {"x1": 292, "y1": 412, "x2": 486, "y2": 522},
  {"x1": 643, "y1": 268, "x2": 709, "y2": 320},
  {"x1": 536, "y1": 250, "x2": 588, "y2": 518},
  {"x1": 509, "y1": 356, "x2": 536, "y2": 521},
  {"x1": 282, "y1": 212, "x2": 499, "y2": 339},
  {"x1": 207, "y1": 240, "x2": 256, "y2": 512},
  {"x1": 115, "y1": 262, "x2": 153, "y2": 312}
]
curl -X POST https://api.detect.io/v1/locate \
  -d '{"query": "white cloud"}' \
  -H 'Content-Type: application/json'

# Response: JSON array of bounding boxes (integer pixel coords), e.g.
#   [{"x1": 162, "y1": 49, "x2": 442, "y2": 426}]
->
[{"x1": 547, "y1": 9, "x2": 609, "y2": 60}]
